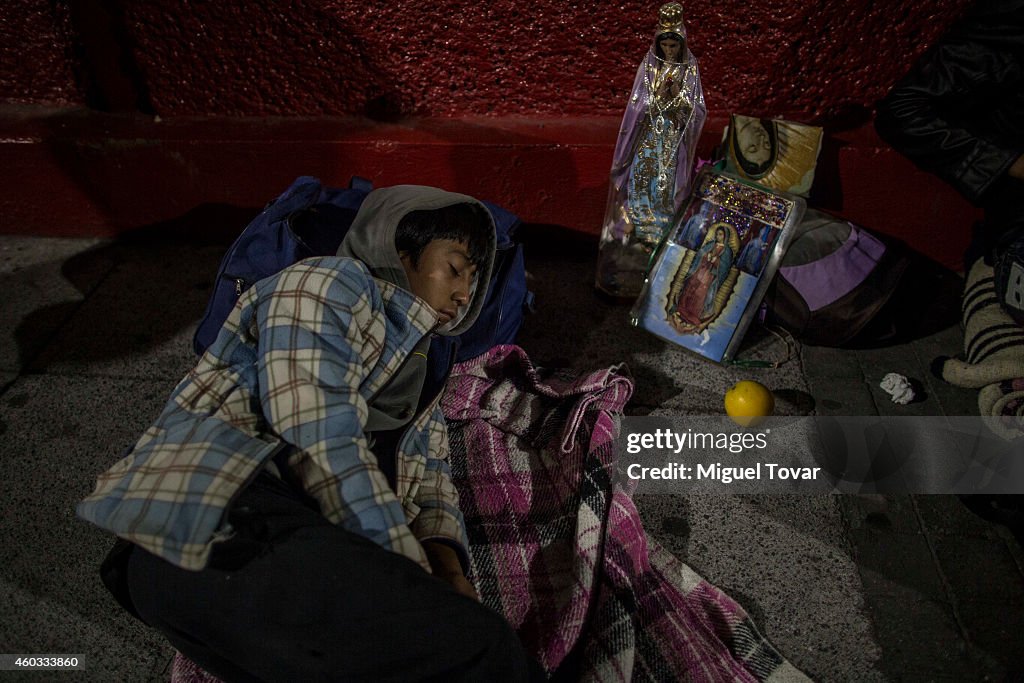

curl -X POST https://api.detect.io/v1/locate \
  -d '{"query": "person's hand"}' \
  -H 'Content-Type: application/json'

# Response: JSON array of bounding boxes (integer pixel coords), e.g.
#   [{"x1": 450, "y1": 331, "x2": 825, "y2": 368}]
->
[
  {"x1": 442, "y1": 572, "x2": 480, "y2": 601},
  {"x1": 422, "y1": 541, "x2": 480, "y2": 601},
  {"x1": 1010, "y1": 154, "x2": 1024, "y2": 182}
]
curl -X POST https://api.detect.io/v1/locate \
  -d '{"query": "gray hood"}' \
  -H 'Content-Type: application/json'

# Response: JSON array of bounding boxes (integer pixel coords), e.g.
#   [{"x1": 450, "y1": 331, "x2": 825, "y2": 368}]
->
[{"x1": 337, "y1": 185, "x2": 496, "y2": 336}]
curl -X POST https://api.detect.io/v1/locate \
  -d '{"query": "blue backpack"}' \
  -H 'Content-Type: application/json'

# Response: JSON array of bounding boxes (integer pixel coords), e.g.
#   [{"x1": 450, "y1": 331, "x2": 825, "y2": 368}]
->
[{"x1": 193, "y1": 176, "x2": 533, "y2": 370}]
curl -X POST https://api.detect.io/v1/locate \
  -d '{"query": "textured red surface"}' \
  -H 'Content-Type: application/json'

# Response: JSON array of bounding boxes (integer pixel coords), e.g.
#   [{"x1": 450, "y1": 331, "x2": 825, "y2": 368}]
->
[
  {"x1": 4, "y1": 1, "x2": 973, "y2": 120},
  {"x1": 0, "y1": 1, "x2": 984, "y2": 268},
  {"x1": 0, "y1": 108, "x2": 979, "y2": 268},
  {"x1": 694, "y1": 1, "x2": 973, "y2": 121},
  {"x1": 0, "y1": 0, "x2": 82, "y2": 105}
]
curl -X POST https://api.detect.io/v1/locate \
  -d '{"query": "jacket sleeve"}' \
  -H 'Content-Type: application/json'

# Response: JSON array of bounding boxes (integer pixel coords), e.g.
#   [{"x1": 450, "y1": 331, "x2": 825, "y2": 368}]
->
[
  {"x1": 408, "y1": 406, "x2": 471, "y2": 573},
  {"x1": 875, "y1": 12, "x2": 1023, "y2": 204},
  {"x1": 255, "y1": 261, "x2": 430, "y2": 571}
]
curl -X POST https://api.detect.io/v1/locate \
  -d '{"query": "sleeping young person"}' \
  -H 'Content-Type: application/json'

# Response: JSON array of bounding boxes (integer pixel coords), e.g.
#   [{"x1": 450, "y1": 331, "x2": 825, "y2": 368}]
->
[{"x1": 78, "y1": 185, "x2": 542, "y2": 682}]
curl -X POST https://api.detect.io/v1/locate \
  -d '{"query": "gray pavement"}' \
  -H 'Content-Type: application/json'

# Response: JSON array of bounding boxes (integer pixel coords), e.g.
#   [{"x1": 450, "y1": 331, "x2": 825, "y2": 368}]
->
[{"x1": 1, "y1": 230, "x2": 1022, "y2": 681}]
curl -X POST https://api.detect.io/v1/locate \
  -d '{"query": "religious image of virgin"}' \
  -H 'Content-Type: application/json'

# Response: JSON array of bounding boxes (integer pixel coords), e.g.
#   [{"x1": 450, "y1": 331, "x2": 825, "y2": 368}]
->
[
  {"x1": 594, "y1": 2, "x2": 706, "y2": 298},
  {"x1": 731, "y1": 116, "x2": 778, "y2": 180},
  {"x1": 667, "y1": 222, "x2": 740, "y2": 333}
]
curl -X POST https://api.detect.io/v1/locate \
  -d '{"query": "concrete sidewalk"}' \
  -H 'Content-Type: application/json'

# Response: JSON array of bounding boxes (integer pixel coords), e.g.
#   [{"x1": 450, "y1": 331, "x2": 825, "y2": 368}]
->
[{"x1": 1, "y1": 231, "x2": 1022, "y2": 681}]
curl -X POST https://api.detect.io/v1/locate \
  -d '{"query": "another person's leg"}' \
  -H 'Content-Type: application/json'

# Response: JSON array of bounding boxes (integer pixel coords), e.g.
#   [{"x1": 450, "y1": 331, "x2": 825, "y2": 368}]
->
[
  {"x1": 980, "y1": 179, "x2": 1024, "y2": 322},
  {"x1": 123, "y1": 473, "x2": 538, "y2": 682}
]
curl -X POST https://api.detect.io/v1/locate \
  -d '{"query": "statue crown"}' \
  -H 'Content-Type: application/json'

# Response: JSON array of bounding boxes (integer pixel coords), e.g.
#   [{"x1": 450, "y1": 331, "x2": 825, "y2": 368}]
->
[{"x1": 658, "y1": 2, "x2": 685, "y2": 31}]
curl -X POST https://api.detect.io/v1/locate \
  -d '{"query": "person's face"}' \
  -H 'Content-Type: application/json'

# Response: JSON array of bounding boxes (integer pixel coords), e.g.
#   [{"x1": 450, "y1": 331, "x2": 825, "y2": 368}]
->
[
  {"x1": 659, "y1": 38, "x2": 682, "y2": 62},
  {"x1": 736, "y1": 118, "x2": 772, "y2": 165},
  {"x1": 400, "y1": 238, "x2": 476, "y2": 325},
  {"x1": 715, "y1": 229, "x2": 725, "y2": 243}
]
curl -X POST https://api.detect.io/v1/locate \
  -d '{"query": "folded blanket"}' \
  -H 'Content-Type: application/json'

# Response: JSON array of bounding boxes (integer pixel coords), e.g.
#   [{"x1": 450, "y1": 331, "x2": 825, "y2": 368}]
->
[
  {"x1": 979, "y1": 378, "x2": 1024, "y2": 439},
  {"x1": 941, "y1": 261, "x2": 1024, "y2": 438},
  {"x1": 442, "y1": 345, "x2": 807, "y2": 681}
]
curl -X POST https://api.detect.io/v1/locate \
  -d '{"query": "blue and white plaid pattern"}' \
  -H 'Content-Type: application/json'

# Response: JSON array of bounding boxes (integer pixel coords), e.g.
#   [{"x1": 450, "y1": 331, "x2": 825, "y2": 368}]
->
[{"x1": 78, "y1": 257, "x2": 468, "y2": 571}]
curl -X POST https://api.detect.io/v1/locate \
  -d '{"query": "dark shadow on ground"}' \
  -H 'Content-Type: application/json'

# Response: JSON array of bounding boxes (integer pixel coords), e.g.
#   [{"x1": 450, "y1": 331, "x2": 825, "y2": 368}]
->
[
  {"x1": 12, "y1": 204, "x2": 254, "y2": 368},
  {"x1": 518, "y1": 222, "x2": 599, "y2": 264},
  {"x1": 846, "y1": 251, "x2": 964, "y2": 349}
]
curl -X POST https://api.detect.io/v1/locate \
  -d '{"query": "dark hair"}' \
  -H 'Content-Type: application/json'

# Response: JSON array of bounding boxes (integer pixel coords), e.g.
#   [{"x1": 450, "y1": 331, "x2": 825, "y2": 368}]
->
[
  {"x1": 732, "y1": 118, "x2": 777, "y2": 178},
  {"x1": 395, "y1": 203, "x2": 490, "y2": 269},
  {"x1": 654, "y1": 32, "x2": 685, "y2": 60}
]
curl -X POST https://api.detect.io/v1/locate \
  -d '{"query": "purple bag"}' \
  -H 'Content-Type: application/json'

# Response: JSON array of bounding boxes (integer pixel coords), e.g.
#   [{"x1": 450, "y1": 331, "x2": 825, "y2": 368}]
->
[{"x1": 763, "y1": 209, "x2": 909, "y2": 346}]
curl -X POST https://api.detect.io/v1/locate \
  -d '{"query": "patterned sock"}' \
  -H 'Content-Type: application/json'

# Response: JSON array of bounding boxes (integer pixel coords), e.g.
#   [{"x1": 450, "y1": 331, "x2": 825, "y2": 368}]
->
[{"x1": 940, "y1": 261, "x2": 1024, "y2": 389}]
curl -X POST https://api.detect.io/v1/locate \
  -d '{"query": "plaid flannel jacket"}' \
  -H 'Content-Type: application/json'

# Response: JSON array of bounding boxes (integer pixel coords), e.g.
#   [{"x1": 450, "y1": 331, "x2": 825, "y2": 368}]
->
[{"x1": 78, "y1": 257, "x2": 468, "y2": 572}]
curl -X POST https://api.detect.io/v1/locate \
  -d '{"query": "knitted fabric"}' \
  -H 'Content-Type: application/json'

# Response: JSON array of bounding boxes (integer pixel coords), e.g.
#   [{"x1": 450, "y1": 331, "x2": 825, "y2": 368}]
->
[
  {"x1": 942, "y1": 260, "x2": 1024, "y2": 389},
  {"x1": 941, "y1": 261, "x2": 1024, "y2": 438}
]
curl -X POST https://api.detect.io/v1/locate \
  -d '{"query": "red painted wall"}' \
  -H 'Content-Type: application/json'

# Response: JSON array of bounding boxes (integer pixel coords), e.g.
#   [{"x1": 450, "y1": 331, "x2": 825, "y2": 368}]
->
[
  {"x1": 0, "y1": 1, "x2": 81, "y2": 105},
  {"x1": 4, "y1": 1, "x2": 972, "y2": 120},
  {"x1": 0, "y1": 1, "x2": 984, "y2": 269}
]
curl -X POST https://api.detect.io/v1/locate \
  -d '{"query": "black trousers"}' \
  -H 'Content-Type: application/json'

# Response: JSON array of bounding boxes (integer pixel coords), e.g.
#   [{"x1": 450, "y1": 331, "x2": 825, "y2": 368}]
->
[{"x1": 114, "y1": 473, "x2": 542, "y2": 682}]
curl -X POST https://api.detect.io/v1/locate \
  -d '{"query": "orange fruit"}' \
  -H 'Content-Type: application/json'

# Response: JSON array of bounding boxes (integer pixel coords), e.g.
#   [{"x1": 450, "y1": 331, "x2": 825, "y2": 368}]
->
[{"x1": 724, "y1": 380, "x2": 775, "y2": 427}]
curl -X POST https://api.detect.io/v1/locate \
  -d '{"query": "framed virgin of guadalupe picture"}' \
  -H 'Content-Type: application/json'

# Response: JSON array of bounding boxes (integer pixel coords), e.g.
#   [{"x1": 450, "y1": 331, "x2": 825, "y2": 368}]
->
[{"x1": 630, "y1": 169, "x2": 806, "y2": 364}]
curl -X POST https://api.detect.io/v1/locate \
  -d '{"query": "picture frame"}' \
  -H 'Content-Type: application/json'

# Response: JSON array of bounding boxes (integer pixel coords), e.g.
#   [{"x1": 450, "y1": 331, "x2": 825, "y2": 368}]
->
[{"x1": 630, "y1": 169, "x2": 806, "y2": 364}]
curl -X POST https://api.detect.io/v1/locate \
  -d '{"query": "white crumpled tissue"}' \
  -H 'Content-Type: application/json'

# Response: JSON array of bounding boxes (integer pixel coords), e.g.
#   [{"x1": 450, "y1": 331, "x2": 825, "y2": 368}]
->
[{"x1": 880, "y1": 373, "x2": 916, "y2": 405}]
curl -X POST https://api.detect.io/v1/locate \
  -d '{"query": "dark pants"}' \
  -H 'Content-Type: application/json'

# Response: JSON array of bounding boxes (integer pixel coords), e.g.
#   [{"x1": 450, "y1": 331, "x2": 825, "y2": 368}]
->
[{"x1": 114, "y1": 473, "x2": 542, "y2": 682}]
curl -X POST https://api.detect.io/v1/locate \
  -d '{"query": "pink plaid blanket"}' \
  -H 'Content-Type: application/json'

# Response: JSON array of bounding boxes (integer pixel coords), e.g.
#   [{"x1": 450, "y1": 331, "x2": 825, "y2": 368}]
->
[
  {"x1": 440, "y1": 345, "x2": 806, "y2": 681},
  {"x1": 170, "y1": 345, "x2": 805, "y2": 681}
]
